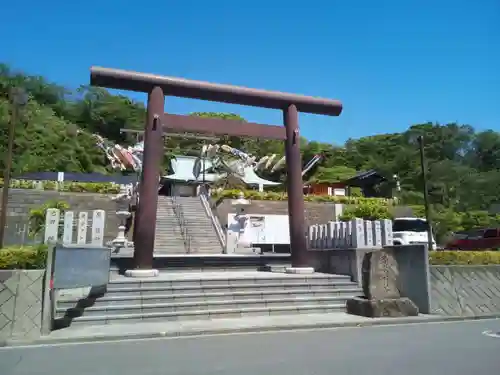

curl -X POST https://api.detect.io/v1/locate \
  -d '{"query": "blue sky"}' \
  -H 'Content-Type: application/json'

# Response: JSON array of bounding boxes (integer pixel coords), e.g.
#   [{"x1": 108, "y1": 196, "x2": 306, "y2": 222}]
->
[{"x1": 1, "y1": 0, "x2": 498, "y2": 144}]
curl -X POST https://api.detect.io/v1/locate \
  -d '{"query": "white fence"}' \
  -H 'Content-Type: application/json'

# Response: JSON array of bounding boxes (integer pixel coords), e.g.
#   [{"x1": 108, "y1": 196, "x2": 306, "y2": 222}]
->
[
  {"x1": 44, "y1": 208, "x2": 106, "y2": 247},
  {"x1": 308, "y1": 218, "x2": 393, "y2": 250}
]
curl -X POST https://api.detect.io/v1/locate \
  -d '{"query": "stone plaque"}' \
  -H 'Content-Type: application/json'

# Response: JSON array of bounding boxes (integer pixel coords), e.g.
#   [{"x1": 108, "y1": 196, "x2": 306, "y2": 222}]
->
[
  {"x1": 327, "y1": 221, "x2": 335, "y2": 248},
  {"x1": 351, "y1": 218, "x2": 365, "y2": 248},
  {"x1": 372, "y1": 220, "x2": 382, "y2": 248},
  {"x1": 364, "y1": 220, "x2": 374, "y2": 247},
  {"x1": 77, "y1": 211, "x2": 88, "y2": 245},
  {"x1": 44, "y1": 208, "x2": 60, "y2": 244},
  {"x1": 318, "y1": 224, "x2": 325, "y2": 249},
  {"x1": 362, "y1": 248, "x2": 400, "y2": 300},
  {"x1": 62, "y1": 211, "x2": 74, "y2": 245},
  {"x1": 380, "y1": 219, "x2": 394, "y2": 246},
  {"x1": 91, "y1": 210, "x2": 106, "y2": 246}
]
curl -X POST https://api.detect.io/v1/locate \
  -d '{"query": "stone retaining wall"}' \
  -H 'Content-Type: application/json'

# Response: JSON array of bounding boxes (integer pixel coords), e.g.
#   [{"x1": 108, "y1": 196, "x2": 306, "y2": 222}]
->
[
  {"x1": 430, "y1": 265, "x2": 500, "y2": 316},
  {"x1": 0, "y1": 270, "x2": 45, "y2": 342},
  {"x1": 0, "y1": 189, "x2": 120, "y2": 246}
]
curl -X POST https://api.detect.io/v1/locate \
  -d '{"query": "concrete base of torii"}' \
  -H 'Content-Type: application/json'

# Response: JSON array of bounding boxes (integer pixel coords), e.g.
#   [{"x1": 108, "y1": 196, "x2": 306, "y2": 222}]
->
[
  {"x1": 285, "y1": 267, "x2": 315, "y2": 274},
  {"x1": 124, "y1": 269, "x2": 160, "y2": 278}
]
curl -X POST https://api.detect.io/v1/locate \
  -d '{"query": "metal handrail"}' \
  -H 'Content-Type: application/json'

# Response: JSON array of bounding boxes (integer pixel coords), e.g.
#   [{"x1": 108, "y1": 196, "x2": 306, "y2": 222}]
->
[
  {"x1": 171, "y1": 195, "x2": 192, "y2": 253},
  {"x1": 199, "y1": 191, "x2": 226, "y2": 250}
]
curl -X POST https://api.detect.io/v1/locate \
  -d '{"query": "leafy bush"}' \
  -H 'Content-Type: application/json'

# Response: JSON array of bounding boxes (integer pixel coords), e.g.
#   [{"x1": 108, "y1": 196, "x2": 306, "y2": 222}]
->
[
  {"x1": 212, "y1": 189, "x2": 393, "y2": 205},
  {"x1": 28, "y1": 200, "x2": 70, "y2": 238},
  {"x1": 338, "y1": 201, "x2": 393, "y2": 221},
  {"x1": 0, "y1": 179, "x2": 120, "y2": 194},
  {"x1": 0, "y1": 244, "x2": 48, "y2": 270},
  {"x1": 429, "y1": 250, "x2": 500, "y2": 265}
]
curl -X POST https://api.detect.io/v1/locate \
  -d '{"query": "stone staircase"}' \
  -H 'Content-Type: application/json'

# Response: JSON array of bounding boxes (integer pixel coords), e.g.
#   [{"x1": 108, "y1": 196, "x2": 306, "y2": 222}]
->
[
  {"x1": 116, "y1": 195, "x2": 223, "y2": 255},
  {"x1": 54, "y1": 272, "x2": 362, "y2": 328},
  {"x1": 154, "y1": 196, "x2": 187, "y2": 254},
  {"x1": 173, "y1": 196, "x2": 223, "y2": 254}
]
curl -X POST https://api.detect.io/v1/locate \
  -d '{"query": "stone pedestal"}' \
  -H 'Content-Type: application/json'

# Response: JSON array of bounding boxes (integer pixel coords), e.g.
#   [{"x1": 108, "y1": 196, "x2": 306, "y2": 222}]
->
[{"x1": 346, "y1": 296, "x2": 419, "y2": 317}]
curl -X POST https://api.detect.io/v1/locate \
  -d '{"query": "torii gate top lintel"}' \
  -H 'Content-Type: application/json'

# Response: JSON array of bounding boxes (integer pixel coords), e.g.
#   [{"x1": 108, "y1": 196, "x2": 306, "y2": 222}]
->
[{"x1": 90, "y1": 66, "x2": 343, "y2": 116}]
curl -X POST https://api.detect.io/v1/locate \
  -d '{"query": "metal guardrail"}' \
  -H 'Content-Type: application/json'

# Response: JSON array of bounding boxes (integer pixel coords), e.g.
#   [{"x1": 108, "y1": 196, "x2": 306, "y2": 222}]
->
[
  {"x1": 171, "y1": 195, "x2": 192, "y2": 253},
  {"x1": 199, "y1": 191, "x2": 226, "y2": 250}
]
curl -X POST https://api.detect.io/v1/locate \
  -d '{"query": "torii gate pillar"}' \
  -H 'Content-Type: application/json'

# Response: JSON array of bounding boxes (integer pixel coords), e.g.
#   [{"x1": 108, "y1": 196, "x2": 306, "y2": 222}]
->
[
  {"x1": 130, "y1": 86, "x2": 164, "y2": 276},
  {"x1": 283, "y1": 104, "x2": 308, "y2": 269}
]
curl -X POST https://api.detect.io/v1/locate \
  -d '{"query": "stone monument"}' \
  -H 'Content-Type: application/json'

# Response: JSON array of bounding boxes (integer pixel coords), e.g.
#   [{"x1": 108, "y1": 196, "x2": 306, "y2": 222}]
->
[{"x1": 346, "y1": 248, "x2": 419, "y2": 317}]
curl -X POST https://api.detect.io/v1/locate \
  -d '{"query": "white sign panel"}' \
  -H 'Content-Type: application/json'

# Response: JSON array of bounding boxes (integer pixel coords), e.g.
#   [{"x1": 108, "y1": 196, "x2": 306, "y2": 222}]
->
[{"x1": 227, "y1": 214, "x2": 290, "y2": 244}]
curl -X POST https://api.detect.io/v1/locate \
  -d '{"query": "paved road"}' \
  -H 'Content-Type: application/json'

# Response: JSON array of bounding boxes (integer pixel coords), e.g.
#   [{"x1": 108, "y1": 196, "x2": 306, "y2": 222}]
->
[{"x1": 1, "y1": 319, "x2": 499, "y2": 375}]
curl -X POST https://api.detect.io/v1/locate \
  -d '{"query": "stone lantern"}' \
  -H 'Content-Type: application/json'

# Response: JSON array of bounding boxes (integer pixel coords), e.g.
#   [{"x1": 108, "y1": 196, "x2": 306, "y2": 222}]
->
[
  {"x1": 107, "y1": 184, "x2": 134, "y2": 253},
  {"x1": 226, "y1": 191, "x2": 254, "y2": 252}
]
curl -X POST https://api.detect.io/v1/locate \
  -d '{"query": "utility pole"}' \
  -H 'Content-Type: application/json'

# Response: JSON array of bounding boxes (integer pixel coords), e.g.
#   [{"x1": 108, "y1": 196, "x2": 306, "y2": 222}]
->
[
  {"x1": 418, "y1": 135, "x2": 434, "y2": 251},
  {"x1": 0, "y1": 88, "x2": 28, "y2": 249}
]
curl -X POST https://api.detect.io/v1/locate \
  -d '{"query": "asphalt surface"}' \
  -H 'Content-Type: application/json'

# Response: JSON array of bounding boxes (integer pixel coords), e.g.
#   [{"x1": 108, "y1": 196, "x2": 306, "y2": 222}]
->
[{"x1": 1, "y1": 319, "x2": 499, "y2": 375}]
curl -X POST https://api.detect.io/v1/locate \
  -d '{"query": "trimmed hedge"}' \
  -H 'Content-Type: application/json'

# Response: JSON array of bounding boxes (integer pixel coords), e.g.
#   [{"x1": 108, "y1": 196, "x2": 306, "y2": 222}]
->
[
  {"x1": 0, "y1": 245, "x2": 48, "y2": 270},
  {"x1": 212, "y1": 189, "x2": 394, "y2": 205},
  {"x1": 1, "y1": 180, "x2": 394, "y2": 205},
  {"x1": 0, "y1": 178, "x2": 120, "y2": 194},
  {"x1": 2, "y1": 245, "x2": 500, "y2": 269},
  {"x1": 429, "y1": 250, "x2": 500, "y2": 265}
]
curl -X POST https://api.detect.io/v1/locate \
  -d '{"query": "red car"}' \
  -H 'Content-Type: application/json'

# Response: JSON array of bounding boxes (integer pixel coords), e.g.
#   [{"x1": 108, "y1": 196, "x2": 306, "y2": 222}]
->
[{"x1": 446, "y1": 228, "x2": 500, "y2": 250}]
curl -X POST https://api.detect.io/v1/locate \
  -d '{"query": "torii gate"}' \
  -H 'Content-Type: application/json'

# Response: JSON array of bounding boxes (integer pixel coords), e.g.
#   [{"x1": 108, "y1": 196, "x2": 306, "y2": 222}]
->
[{"x1": 90, "y1": 67, "x2": 342, "y2": 276}]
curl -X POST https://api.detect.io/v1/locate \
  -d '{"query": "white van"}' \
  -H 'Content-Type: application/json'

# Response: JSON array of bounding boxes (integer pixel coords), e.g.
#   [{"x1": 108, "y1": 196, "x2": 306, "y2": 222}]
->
[{"x1": 392, "y1": 217, "x2": 437, "y2": 248}]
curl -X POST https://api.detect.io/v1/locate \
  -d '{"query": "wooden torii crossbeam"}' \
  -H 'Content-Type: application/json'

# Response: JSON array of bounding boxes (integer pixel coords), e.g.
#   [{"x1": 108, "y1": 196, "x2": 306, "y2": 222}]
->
[{"x1": 90, "y1": 67, "x2": 342, "y2": 274}]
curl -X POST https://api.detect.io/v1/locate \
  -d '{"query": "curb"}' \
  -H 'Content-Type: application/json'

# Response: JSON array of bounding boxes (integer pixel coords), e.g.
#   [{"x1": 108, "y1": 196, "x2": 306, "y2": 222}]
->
[{"x1": 4, "y1": 314, "x2": 500, "y2": 348}]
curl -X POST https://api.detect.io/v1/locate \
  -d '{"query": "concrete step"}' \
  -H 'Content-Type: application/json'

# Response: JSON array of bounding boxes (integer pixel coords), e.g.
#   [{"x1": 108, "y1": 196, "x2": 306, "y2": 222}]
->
[
  {"x1": 56, "y1": 295, "x2": 350, "y2": 320},
  {"x1": 57, "y1": 303, "x2": 347, "y2": 327},
  {"x1": 107, "y1": 276, "x2": 355, "y2": 292},
  {"x1": 57, "y1": 288, "x2": 361, "y2": 310},
  {"x1": 154, "y1": 244, "x2": 188, "y2": 249},
  {"x1": 104, "y1": 282, "x2": 358, "y2": 296}
]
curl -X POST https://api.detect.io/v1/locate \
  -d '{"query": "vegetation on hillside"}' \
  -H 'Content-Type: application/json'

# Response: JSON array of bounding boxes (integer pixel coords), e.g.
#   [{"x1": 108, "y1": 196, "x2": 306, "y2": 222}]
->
[{"x1": 2, "y1": 63, "x2": 500, "y2": 241}]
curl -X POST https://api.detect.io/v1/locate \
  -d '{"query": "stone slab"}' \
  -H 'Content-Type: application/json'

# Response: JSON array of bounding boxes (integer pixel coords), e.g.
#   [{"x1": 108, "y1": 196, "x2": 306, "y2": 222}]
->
[
  {"x1": 362, "y1": 248, "x2": 400, "y2": 300},
  {"x1": 346, "y1": 296, "x2": 419, "y2": 318},
  {"x1": 53, "y1": 246, "x2": 111, "y2": 289},
  {"x1": 4, "y1": 312, "x2": 462, "y2": 347}
]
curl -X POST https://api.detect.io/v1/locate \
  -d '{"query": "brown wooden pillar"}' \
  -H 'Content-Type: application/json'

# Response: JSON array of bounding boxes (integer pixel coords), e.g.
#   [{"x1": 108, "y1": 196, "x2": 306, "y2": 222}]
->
[
  {"x1": 284, "y1": 104, "x2": 308, "y2": 268},
  {"x1": 133, "y1": 86, "x2": 164, "y2": 269}
]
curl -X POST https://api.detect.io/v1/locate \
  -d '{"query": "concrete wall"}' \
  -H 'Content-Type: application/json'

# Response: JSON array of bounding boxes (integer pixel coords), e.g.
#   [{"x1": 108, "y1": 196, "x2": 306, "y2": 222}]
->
[
  {"x1": 430, "y1": 265, "x2": 500, "y2": 316},
  {"x1": 0, "y1": 189, "x2": 121, "y2": 246},
  {"x1": 0, "y1": 269, "x2": 45, "y2": 343}
]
